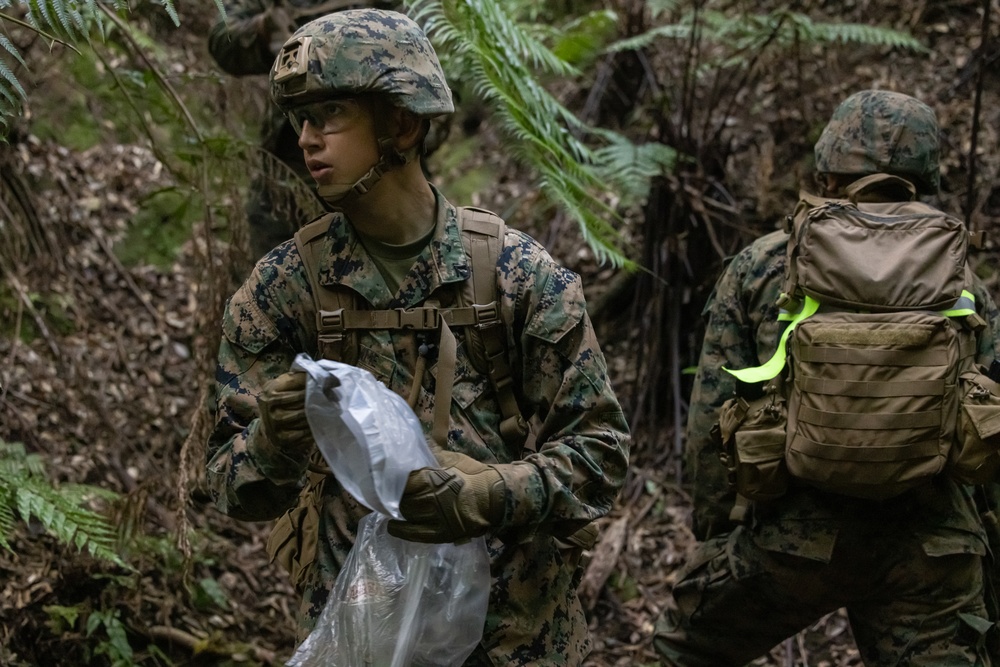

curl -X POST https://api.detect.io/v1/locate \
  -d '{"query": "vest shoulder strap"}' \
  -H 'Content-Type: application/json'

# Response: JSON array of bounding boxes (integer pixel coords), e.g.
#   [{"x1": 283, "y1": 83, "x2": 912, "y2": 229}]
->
[
  {"x1": 292, "y1": 207, "x2": 528, "y2": 446},
  {"x1": 293, "y1": 214, "x2": 358, "y2": 363},
  {"x1": 456, "y1": 207, "x2": 529, "y2": 445}
]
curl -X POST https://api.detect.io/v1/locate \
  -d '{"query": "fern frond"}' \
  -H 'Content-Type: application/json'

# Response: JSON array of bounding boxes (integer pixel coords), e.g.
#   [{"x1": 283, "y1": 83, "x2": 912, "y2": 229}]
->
[
  {"x1": 14, "y1": 486, "x2": 128, "y2": 567},
  {"x1": 152, "y1": 0, "x2": 180, "y2": 27},
  {"x1": 0, "y1": 34, "x2": 27, "y2": 141},
  {"x1": 590, "y1": 131, "x2": 679, "y2": 205},
  {"x1": 522, "y1": 10, "x2": 617, "y2": 67},
  {"x1": 463, "y1": 0, "x2": 578, "y2": 76},
  {"x1": 802, "y1": 19, "x2": 928, "y2": 51},
  {"x1": 1, "y1": 439, "x2": 129, "y2": 568},
  {"x1": 605, "y1": 23, "x2": 690, "y2": 53},
  {"x1": 607, "y1": 8, "x2": 926, "y2": 57},
  {"x1": 0, "y1": 486, "x2": 14, "y2": 551},
  {"x1": 23, "y1": 0, "x2": 88, "y2": 41},
  {"x1": 407, "y1": 0, "x2": 633, "y2": 266}
]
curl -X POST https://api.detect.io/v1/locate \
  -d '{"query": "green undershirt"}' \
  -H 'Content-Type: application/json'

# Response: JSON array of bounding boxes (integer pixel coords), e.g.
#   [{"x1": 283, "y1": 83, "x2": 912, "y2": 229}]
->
[{"x1": 357, "y1": 221, "x2": 437, "y2": 295}]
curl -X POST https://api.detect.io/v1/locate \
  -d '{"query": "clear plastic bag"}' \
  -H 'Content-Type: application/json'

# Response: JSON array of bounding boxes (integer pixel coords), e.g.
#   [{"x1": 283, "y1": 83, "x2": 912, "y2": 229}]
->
[{"x1": 287, "y1": 354, "x2": 490, "y2": 667}]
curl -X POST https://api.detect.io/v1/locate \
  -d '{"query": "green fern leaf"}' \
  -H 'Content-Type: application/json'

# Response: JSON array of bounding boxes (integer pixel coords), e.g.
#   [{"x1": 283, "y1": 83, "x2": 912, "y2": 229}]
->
[
  {"x1": 538, "y1": 10, "x2": 617, "y2": 68},
  {"x1": 607, "y1": 8, "x2": 926, "y2": 58},
  {"x1": 810, "y1": 21, "x2": 928, "y2": 51},
  {"x1": 407, "y1": 0, "x2": 633, "y2": 266},
  {"x1": 605, "y1": 23, "x2": 691, "y2": 53},
  {"x1": 2, "y1": 439, "x2": 128, "y2": 568},
  {"x1": 591, "y1": 132, "x2": 679, "y2": 205},
  {"x1": 0, "y1": 492, "x2": 14, "y2": 551},
  {"x1": 152, "y1": 0, "x2": 180, "y2": 27}
]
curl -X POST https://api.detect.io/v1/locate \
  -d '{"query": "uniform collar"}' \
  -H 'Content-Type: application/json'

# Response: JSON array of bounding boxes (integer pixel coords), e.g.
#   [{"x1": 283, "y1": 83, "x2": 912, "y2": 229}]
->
[{"x1": 315, "y1": 185, "x2": 470, "y2": 308}]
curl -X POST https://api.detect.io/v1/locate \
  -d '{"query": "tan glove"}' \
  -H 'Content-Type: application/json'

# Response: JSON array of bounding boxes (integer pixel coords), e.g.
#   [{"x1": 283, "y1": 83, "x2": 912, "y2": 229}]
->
[
  {"x1": 387, "y1": 450, "x2": 507, "y2": 544},
  {"x1": 256, "y1": 371, "x2": 313, "y2": 466}
]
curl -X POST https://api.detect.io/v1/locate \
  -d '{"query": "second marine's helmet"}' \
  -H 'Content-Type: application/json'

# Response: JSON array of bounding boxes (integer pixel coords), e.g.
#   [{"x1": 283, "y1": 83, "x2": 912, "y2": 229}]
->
[
  {"x1": 814, "y1": 90, "x2": 940, "y2": 195},
  {"x1": 269, "y1": 8, "x2": 454, "y2": 117}
]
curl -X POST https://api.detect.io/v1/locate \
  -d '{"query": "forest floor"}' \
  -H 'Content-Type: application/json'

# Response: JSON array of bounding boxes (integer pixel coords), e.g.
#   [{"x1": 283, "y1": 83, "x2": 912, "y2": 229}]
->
[{"x1": 2, "y1": 1, "x2": 1000, "y2": 666}]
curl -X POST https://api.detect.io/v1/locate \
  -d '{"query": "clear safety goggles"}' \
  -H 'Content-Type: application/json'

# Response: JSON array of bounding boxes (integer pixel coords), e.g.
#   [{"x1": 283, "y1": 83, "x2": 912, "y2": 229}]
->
[{"x1": 285, "y1": 98, "x2": 362, "y2": 136}]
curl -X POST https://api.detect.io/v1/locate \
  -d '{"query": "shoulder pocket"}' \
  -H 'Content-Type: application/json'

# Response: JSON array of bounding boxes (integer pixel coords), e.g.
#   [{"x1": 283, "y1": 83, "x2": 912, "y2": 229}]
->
[
  {"x1": 222, "y1": 283, "x2": 280, "y2": 354},
  {"x1": 525, "y1": 266, "x2": 585, "y2": 344}
]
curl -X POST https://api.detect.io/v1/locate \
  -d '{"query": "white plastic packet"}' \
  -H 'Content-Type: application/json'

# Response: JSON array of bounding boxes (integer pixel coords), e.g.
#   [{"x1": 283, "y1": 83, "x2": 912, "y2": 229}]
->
[{"x1": 287, "y1": 354, "x2": 490, "y2": 667}]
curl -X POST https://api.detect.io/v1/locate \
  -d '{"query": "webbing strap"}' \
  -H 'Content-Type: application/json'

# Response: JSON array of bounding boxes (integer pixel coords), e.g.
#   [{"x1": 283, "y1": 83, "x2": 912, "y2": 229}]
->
[
  {"x1": 791, "y1": 436, "x2": 942, "y2": 462},
  {"x1": 725, "y1": 296, "x2": 820, "y2": 383},
  {"x1": 294, "y1": 207, "x2": 527, "y2": 447},
  {"x1": 432, "y1": 318, "x2": 457, "y2": 447},
  {"x1": 942, "y1": 290, "x2": 976, "y2": 318},
  {"x1": 317, "y1": 303, "x2": 499, "y2": 331},
  {"x1": 797, "y1": 347, "x2": 949, "y2": 366},
  {"x1": 463, "y1": 211, "x2": 500, "y2": 307},
  {"x1": 458, "y1": 208, "x2": 529, "y2": 445},
  {"x1": 796, "y1": 376, "x2": 945, "y2": 397},
  {"x1": 295, "y1": 216, "x2": 359, "y2": 363},
  {"x1": 797, "y1": 405, "x2": 941, "y2": 430}
]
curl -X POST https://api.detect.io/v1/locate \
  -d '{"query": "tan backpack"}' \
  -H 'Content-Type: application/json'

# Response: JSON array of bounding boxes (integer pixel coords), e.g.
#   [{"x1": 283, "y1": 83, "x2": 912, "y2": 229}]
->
[{"x1": 720, "y1": 175, "x2": 1000, "y2": 503}]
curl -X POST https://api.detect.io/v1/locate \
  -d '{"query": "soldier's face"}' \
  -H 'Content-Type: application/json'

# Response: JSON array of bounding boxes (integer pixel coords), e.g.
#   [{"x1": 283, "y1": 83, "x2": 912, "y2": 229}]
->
[{"x1": 295, "y1": 97, "x2": 380, "y2": 188}]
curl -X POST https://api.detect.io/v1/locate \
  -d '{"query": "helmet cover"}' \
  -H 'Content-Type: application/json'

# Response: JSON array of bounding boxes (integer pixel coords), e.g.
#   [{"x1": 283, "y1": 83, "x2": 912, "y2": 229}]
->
[
  {"x1": 270, "y1": 8, "x2": 454, "y2": 117},
  {"x1": 814, "y1": 90, "x2": 940, "y2": 194}
]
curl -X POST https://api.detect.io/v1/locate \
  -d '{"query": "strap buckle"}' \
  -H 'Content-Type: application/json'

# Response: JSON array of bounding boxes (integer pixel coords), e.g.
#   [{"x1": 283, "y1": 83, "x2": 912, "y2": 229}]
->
[
  {"x1": 471, "y1": 301, "x2": 500, "y2": 325},
  {"x1": 318, "y1": 309, "x2": 345, "y2": 331},
  {"x1": 398, "y1": 307, "x2": 439, "y2": 330}
]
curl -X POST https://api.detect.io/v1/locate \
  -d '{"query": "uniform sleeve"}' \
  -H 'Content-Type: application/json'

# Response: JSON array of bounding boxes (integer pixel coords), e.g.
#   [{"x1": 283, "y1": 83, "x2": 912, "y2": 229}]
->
[
  {"x1": 494, "y1": 241, "x2": 630, "y2": 539},
  {"x1": 208, "y1": 0, "x2": 280, "y2": 76},
  {"x1": 971, "y1": 276, "x2": 1000, "y2": 364},
  {"x1": 684, "y1": 237, "x2": 786, "y2": 540},
  {"x1": 205, "y1": 256, "x2": 312, "y2": 522}
]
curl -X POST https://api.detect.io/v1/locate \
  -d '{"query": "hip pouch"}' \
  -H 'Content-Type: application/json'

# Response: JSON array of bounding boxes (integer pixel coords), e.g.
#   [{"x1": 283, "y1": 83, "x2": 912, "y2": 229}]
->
[
  {"x1": 951, "y1": 370, "x2": 1000, "y2": 484},
  {"x1": 719, "y1": 386, "x2": 789, "y2": 502}
]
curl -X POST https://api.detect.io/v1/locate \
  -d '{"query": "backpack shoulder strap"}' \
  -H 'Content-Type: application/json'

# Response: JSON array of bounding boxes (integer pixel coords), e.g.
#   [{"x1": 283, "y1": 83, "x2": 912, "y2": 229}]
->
[
  {"x1": 457, "y1": 206, "x2": 529, "y2": 446},
  {"x1": 293, "y1": 213, "x2": 358, "y2": 363},
  {"x1": 458, "y1": 206, "x2": 505, "y2": 306}
]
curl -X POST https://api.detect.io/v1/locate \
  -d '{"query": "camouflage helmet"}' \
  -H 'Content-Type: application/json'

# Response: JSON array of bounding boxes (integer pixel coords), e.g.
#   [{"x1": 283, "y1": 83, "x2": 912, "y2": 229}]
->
[
  {"x1": 814, "y1": 90, "x2": 940, "y2": 195},
  {"x1": 269, "y1": 9, "x2": 454, "y2": 117}
]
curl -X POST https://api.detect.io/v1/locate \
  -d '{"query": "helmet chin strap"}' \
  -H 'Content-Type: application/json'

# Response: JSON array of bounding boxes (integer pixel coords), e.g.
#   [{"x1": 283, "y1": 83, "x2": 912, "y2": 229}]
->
[{"x1": 317, "y1": 136, "x2": 418, "y2": 207}]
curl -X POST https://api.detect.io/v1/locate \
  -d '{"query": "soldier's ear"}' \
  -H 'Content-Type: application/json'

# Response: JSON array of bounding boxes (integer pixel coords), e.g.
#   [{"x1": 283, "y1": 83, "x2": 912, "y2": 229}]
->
[{"x1": 391, "y1": 108, "x2": 425, "y2": 152}]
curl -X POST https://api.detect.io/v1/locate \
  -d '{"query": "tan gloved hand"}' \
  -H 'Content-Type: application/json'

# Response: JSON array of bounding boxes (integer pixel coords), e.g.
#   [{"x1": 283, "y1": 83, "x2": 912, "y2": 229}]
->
[
  {"x1": 257, "y1": 371, "x2": 313, "y2": 465},
  {"x1": 387, "y1": 450, "x2": 507, "y2": 544}
]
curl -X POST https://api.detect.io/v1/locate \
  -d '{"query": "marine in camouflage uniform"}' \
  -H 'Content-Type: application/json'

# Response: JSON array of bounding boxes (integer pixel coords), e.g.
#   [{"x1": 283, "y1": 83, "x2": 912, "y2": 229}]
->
[
  {"x1": 654, "y1": 90, "x2": 1000, "y2": 665},
  {"x1": 205, "y1": 10, "x2": 630, "y2": 665},
  {"x1": 208, "y1": 0, "x2": 398, "y2": 259}
]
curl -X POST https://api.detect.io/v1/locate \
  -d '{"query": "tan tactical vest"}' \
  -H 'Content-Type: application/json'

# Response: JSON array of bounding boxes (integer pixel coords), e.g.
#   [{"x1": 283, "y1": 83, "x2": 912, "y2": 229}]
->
[{"x1": 266, "y1": 207, "x2": 529, "y2": 586}]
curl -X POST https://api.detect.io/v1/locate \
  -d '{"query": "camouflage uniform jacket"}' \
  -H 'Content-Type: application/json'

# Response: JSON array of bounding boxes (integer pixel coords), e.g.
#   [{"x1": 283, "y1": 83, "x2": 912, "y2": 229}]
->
[
  {"x1": 206, "y1": 189, "x2": 631, "y2": 665},
  {"x1": 685, "y1": 190, "x2": 1000, "y2": 558}
]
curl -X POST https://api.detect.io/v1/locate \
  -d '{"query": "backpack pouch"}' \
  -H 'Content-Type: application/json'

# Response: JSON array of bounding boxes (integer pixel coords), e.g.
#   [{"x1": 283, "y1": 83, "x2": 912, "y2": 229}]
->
[
  {"x1": 951, "y1": 370, "x2": 1000, "y2": 485},
  {"x1": 786, "y1": 311, "x2": 960, "y2": 499},
  {"x1": 793, "y1": 203, "x2": 966, "y2": 311},
  {"x1": 719, "y1": 393, "x2": 789, "y2": 502}
]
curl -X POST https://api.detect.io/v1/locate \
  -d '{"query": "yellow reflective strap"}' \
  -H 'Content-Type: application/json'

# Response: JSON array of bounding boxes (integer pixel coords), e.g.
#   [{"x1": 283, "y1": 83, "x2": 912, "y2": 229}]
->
[
  {"x1": 725, "y1": 295, "x2": 820, "y2": 383},
  {"x1": 941, "y1": 290, "x2": 976, "y2": 318}
]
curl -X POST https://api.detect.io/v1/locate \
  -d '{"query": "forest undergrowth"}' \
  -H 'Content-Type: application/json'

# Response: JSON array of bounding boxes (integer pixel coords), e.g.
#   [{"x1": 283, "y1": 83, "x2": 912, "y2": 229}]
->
[{"x1": 2, "y1": 1, "x2": 1000, "y2": 665}]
